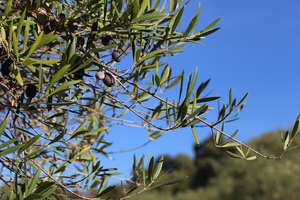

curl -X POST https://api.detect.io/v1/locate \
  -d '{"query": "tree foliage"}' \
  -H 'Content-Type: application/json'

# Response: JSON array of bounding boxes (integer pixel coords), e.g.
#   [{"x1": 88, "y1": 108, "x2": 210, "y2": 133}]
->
[{"x1": 0, "y1": 0, "x2": 298, "y2": 199}]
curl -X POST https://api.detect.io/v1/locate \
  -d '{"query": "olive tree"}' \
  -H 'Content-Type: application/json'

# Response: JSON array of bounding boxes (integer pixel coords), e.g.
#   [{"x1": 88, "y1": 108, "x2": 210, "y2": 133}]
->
[{"x1": 0, "y1": 0, "x2": 299, "y2": 199}]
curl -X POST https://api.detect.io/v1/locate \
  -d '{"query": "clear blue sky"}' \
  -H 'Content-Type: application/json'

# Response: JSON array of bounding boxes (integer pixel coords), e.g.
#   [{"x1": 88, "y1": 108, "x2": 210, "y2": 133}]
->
[{"x1": 102, "y1": 1, "x2": 300, "y2": 184}]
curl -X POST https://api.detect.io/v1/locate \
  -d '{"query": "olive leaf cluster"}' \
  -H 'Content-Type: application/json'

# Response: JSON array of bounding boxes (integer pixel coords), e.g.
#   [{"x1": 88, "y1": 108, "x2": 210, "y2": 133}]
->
[{"x1": 0, "y1": 0, "x2": 299, "y2": 199}]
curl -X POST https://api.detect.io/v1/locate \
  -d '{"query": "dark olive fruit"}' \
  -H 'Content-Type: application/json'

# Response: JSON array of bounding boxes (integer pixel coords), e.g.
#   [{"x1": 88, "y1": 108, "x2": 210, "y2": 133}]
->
[
  {"x1": 67, "y1": 20, "x2": 78, "y2": 33},
  {"x1": 74, "y1": 56, "x2": 82, "y2": 64},
  {"x1": 0, "y1": 46, "x2": 8, "y2": 56},
  {"x1": 77, "y1": 36, "x2": 85, "y2": 47},
  {"x1": 1, "y1": 64, "x2": 9, "y2": 76},
  {"x1": 56, "y1": 13, "x2": 66, "y2": 24},
  {"x1": 43, "y1": 20, "x2": 55, "y2": 34},
  {"x1": 102, "y1": 72, "x2": 115, "y2": 87},
  {"x1": 95, "y1": 71, "x2": 105, "y2": 80},
  {"x1": 74, "y1": 68, "x2": 84, "y2": 80},
  {"x1": 26, "y1": 84, "x2": 37, "y2": 99},
  {"x1": 112, "y1": 51, "x2": 121, "y2": 62},
  {"x1": 3, "y1": 58, "x2": 14, "y2": 74},
  {"x1": 55, "y1": 13, "x2": 66, "y2": 32},
  {"x1": 102, "y1": 35, "x2": 113, "y2": 46}
]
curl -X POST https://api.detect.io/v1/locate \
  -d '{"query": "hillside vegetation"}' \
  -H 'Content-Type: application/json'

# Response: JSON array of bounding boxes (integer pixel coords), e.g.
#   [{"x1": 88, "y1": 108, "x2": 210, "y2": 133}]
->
[{"x1": 109, "y1": 132, "x2": 300, "y2": 200}]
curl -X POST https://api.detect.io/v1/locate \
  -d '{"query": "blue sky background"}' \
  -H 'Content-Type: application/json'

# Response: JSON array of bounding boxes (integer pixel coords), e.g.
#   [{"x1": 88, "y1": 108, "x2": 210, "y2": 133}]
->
[{"x1": 101, "y1": 1, "x2": 300, "y2": 184}]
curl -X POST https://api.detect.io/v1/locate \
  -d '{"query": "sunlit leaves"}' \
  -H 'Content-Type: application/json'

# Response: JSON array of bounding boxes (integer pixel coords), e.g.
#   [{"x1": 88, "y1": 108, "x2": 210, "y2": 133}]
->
[{"x1": 0, "y1": 118, "x2": 8, "y2": 138}]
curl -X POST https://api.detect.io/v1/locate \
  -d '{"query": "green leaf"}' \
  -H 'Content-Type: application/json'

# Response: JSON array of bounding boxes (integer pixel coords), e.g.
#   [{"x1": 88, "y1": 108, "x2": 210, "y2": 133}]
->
[
  {"x1": 142, "y1": 156, "x2": 145, "y2": 186},
  {"x1": 184, "y1": 15, "x2": 197, "y2": 36},
  {"x1": 32, "y1": 59, "x2": 60, "y2": 65},
  {"x1": 33, "y1": 181, "x2": 56, "y2": 196},
  {"x1": 236, "y1": 92, "x2": 249, "y2": 107},
  {"x1": 215, "y1": 131, "x2": 221, "y2": 145},
  {"x1": 48, "y1": 80, "x2": 80, "y2": 97},
  {"x1": 246, "y1": 156, "x2": 257, "y2": 161},
  {"x1": 67, "y1": 39, "x2": 76, "y2": 64},
  {"x1": 22, "y1": 31, "x2": 59, "y2": 58},
  {"x1": 2, "y1": 0, "x2": 12, "y2": 17},
  {"x1": 195, "y1": 96, "x2": 220, "y2": 103},
  {"x1": 23, "y1": 19, "x2": 30, "y2": 51},
  {"x1": 291, "y1": 114, "x2": 300, "y2": 140},
  {"x1": 137, "y1": 0, "x2": 150, "y2": 17},
  {"x1": 245, "y1": 145, "x2": 251, "y2": 157},
  {"x1": 90, "y1": 44, "x2": 118, "y2": 53},
  {"x1": 166, "y1": 74, "x2": 182, "y2": 90},
  {"x1": 229, "y1": 88, "x2": 232, "y2": 108},
  {"x1": 53, "y1": 157, "x2": 76, "y2": 174},
  {"x1": 147, "y1": 156, "x2": 154, "y2": 182},
  {"x1": 196, "y1": 79, "x2": 210, "y2": 99},
  {"x1": 27, "y1": 168, "x2": 41, "y2": 194},
  {"x1": 139, "y1": 49, "x2": 165, "y2": 63},
  {"x1": 185, "y1": 104, "x2": 208, "y2": 122},
  {"x1": 16, "y1": 9, "x2": 26, "y2": 39},
  {"x1": 14, "y1": 67, "x2": 24, "y2": 86},
  {"x1": 0, "y1": 144, "x2": 24, "y2": 157},
  {"x1": 202, "y1": 17, "x2": 222, "y2": 32},
  {"x1": 24, "y1": 193, "x2": 44, "y2": 200},
  {"x1": 132, "y1": 0, "x2": 139, "y2": 20},
  {"x1": 68, "y1": 56, "x2": 95, "y2": 75},
  {"x1": 169, "y1": 5, "x2": 185, "y2": 34},
  {"x1": 192, "y1": 3, "x2": 201, "y2": 34},
  {"x1": 221, "y1": 142, "x2": 240, "y2": 147},
  {"x1": 86, "y1": 19, "x2": 98, "y2": 50},
  {"x1": 17, "y1": 134, "x2": 41, "y2": 157},
  {"x1": 160, "y1": 65, "x2": 170, "y2": 84},
  {"x1": 235, "y1": 146, "x2": 244, "y2": 157},
  {"x1": 153, "y1": 156, "x2": 164, "y2": 180},
  {"x1": 94, "y1": 186, "x2": 115, "y2": 198},
  {"x1": 226, "y1": 150, "x2": 243, "y2": 159},
  {"x1": 46, "y1": 65, "x2": 71, "y2": 95},
  {"x1": 25, "y1": 31, "x2": 44, "y2": 60},
  {"x1": 12, "y1": 29, "x2": 19, "y2": 61},
  {"x1": 38, "y1": 64, "x2": 43, "y2": 92},
  {"x1": 68, "y1": 119, "x2": 88, "y2": 140},
  {"x1": 169, "y1": 0, "x2": 177, "y2": 13},
  {"x1": 22, "y1": 147, "x2": 45, "y2": 160},
  {"x1": 176, "y1": 90, "x2": 192, "y2": 123},
  {"x1": 191, "y1": 126, "x2": 200, "y2": 147},
  {"x1": 0, "y1": 137, "x2": 19, "y2": 150},
  {"x1": 8, "y1": 21, "x2": 13, "y2": 53},
  {"x1": 283, "y1": 131, "x2": 289, "y2": 150},
  {"x1": 149, "y1": 176, "x2": 188, "y2": 190},
  {"x1": 0, "y1": 118, "x2": 8, "y2": 138},
  {"x1": 221, "y1": 130, "x2": 239, "y2": 145},
  {"x1": 133, "y1": 13, "x2": 168, "y2": 22}
]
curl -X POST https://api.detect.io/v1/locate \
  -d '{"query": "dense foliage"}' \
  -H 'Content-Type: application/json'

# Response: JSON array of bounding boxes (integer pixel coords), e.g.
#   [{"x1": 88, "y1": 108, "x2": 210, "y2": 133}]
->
[{"x1": 0, "y1": 0, "x2": 298, "y2": 199}]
